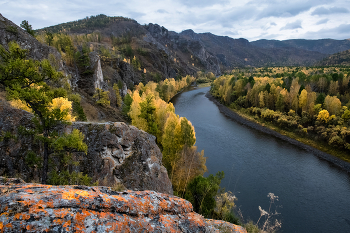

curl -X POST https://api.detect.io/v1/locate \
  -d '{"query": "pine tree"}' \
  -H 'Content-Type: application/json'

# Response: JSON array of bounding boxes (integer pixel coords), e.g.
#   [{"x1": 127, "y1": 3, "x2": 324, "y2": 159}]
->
[
  {"x1": 20, "y1": 20, "x2": 35, "y2": 36},
  {"x1": 0, "y1": 42, "x2": 87, "y2": 184}
]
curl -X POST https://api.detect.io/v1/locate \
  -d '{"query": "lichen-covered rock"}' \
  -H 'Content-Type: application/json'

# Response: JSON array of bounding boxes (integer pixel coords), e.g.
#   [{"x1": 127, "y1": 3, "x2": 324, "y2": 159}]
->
[
  {"x1": 0, "y1": 100, "x2": 172, "y2": 194},
  {"x1": 0, "y1": 181, "x2": 246, "y2": 233}
]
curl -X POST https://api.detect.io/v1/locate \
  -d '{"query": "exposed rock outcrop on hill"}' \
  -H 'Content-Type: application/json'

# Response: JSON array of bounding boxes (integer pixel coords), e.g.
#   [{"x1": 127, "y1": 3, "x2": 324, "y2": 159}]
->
[
  {"x1": 0, "y1": 180, "x2": 246, "y2": 233},
  {"x1": 0, "y1": 100, "x2": 172, "y2": 194}
]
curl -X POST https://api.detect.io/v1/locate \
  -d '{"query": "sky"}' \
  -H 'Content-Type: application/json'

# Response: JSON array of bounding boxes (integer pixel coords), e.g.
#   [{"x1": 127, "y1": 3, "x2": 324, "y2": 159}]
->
[{"x1": 1, "y1": 0, "x2": 350, "y2": 41}]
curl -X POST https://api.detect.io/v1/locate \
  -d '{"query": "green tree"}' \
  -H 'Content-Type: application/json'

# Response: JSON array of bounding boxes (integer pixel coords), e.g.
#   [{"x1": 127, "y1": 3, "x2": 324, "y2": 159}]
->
[
  {"x1": 0, "y1": 42, "x2": 87, "y2": 184},
  {"x1": 139, "y1": 93, "x2": 158, "y2": 136},
  {"x1": 122, "y1": 93, "x2": 133, "y2": 120},
  {"x1": 93, "y1": 88, "x2": 110, "y2": 106},
  {"x1": 180, "y1": 117, "x2": 196, "y2": 147},
  {"x1": 20, "y1": 20, "x2": 35, "y2": 36},
  {"x1": 45, "y1": 31, "x2": 54, "y2": 46},
  {"x1": 113, "y1": 83, "x2": 123, "y2": 108},
  {"x1": 184, "y1": 171, "x2": 224, "y2": 218}
]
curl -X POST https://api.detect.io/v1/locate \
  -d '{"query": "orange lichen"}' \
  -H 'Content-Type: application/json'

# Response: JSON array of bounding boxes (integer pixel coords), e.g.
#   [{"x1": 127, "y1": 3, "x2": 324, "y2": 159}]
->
[
  {"x1": 62, "y1": 190, "x2": 90, "y2": 200},
  {"x1": 0, "y1": 183, "x2": 246, "y2": 232}
]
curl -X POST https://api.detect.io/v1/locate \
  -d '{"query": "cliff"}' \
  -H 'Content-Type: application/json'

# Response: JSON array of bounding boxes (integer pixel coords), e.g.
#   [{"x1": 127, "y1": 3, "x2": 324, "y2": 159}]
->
[
  {"x1": 0, "y1": 178, "x2": 246, "y2": 233},
  {"x1": 0, "y1": 100, "x2": 172, "y2": 194}
]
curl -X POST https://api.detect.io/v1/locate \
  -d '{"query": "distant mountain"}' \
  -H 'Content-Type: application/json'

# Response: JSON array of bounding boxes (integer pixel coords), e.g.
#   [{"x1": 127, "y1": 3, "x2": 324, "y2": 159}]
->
[
  {"x1": 37, "y1": 14, "x2": 350, "y2": 72},
  {"x1": 251, "y1": 39, "x2": 350, "y2": 55},
  {"x1": 315, "y1": 49, "x2": 350, "y2": 66},
  {"x1": 180, "y1": 30, "x2": 328, "y2": 67}
]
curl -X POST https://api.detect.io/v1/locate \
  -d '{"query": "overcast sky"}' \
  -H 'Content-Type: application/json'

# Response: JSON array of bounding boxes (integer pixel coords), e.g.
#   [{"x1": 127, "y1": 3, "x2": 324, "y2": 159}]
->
[{"x1": 1, "y1": 0, "x2": 350, "y2": 41}]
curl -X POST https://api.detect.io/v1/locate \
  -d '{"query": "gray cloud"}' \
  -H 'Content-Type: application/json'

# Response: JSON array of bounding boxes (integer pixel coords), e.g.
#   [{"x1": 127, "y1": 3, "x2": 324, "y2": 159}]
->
[
  {"x1": 301, "y1": 23, "x2": 350, "y2": 39},
  {"x1": 254, "y1": 0, "x2": 333, "y2": 19},
  {"x1": 281, "y1": 20, "x2": 302, "y2": 30},
  {"x1": 156, "y1": 9, "x2": 168, "y2": 14},
  {"x1": 316, "y1": 19, "x2": 329, "y2": 25},
  {"x1": 311, "y1": 6, "x2": 349, "y2": 15},
  {"x1": 1, "y1": 0, "x2": 350, "y2": 41}
]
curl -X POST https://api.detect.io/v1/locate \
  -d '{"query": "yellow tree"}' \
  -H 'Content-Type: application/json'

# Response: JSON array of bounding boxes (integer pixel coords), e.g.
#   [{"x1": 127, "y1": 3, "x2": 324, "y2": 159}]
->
[
  {"x1": 299, "y1": 89, "x2": 308, "y2": 112},
  {"x1": 324, "y1": 95, "x2": 342, "y2": 115},
  {"x1": 259, "y1": 91, "x2": 265, "y2": 108},
  {"x1": 162, "y1": 112, "x2": 182, "y2": 177},
  {"x1": 317, "y1": 110, "x2": 330, "y2": 123},
  {"x1": 129, "y1": 91, "x2": 147, "y2": 131}
]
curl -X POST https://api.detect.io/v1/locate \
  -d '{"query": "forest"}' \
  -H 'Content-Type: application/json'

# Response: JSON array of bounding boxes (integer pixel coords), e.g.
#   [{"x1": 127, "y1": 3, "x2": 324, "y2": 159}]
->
[{"x1": 211, "y1": 66, "x2": 350, "y2": 162}]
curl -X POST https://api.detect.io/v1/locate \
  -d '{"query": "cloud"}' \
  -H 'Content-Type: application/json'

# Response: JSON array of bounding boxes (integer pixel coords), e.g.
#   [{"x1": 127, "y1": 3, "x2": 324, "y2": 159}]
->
[
  {"x1": 1, "y1": 0, "x2": 350, "y2": 41},
  {"x1": 156, "y1": 9, "x2": 168, "y2": 14},
  {"x1": 300, "y1": 23, "x2": 350, "y2": 39},
  {"x1": 316, "y1": 19, "x2": 329, "y2": 25},
  {"x1": 254, "y1": 0, "x2": 332, "y2": 19},
  {"x1": 311, "y1": 6, "x2": 349, "y2": 15},
  {"x1": 281, "y1": 20, "x2": 302, "y2": 30},
  {"x1": 178, "y1": 0, "x2": 228, "y2": 7}
]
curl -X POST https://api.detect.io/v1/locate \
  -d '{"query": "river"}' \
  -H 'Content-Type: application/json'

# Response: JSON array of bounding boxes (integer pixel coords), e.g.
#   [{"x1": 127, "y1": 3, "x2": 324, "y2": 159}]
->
[{"x1": 172, "y1": 86, "x2": 350, "y2": 233}]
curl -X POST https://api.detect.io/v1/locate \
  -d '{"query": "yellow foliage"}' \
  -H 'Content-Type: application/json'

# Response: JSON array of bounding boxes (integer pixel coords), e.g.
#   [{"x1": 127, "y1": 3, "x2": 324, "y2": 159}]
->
[
  {"x1": 317, "y1": 110, "x2": 330, "y2": 123},
  {"x1": 50, "y1": 97, "x2": 75, "y2": 121},
  {"x1": 10, "y1": 99, "x2": 32, "y2": 113},
  {"x1": 299, "y1": 89, "x2": 308, "y2": 111}
]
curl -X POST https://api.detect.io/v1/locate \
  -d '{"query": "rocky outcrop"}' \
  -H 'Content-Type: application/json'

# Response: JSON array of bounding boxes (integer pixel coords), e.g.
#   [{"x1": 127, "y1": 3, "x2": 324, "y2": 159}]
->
[
  {"x1": 0, "y1": 100, "x2": 172, "y2": 194},
  {"x1": 0, "y1": 13, "x2": 60, "y2": 62},
  {"x1": 0, "y1": 181, "x2": 246, "y2": 233},
  {"x1": 145, "y1": 23, "x2": 221, "y2": 76}
]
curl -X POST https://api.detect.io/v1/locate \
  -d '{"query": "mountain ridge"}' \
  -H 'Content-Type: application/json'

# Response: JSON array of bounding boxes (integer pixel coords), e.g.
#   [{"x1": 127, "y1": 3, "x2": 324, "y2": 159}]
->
[{"x1": 38, "y1": 14, "x2": 350, "y2": 69}]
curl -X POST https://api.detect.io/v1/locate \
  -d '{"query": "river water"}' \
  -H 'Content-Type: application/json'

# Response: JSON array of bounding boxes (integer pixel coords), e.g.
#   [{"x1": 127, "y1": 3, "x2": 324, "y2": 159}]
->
[{"x1": 172, "y1": 86, "x2": 350, "y2": 233}]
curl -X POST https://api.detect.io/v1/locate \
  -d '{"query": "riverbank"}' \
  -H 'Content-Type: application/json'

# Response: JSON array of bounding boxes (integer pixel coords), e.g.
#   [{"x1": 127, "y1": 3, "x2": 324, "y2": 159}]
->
[{"x1": 206, "y1": 92, "x2": 350, "y2": 173}]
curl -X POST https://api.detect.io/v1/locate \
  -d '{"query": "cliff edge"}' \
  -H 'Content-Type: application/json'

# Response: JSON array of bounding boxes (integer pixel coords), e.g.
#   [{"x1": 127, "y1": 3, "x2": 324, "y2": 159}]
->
[{"x1": 0, "y1": 178, "x2": 246, "y2": 233}]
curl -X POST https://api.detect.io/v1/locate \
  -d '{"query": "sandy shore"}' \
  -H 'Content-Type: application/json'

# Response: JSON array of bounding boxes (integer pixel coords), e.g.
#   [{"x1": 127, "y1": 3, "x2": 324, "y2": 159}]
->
[{"x1": 206, "y1": 92, "x2": 350, "y2": 173}]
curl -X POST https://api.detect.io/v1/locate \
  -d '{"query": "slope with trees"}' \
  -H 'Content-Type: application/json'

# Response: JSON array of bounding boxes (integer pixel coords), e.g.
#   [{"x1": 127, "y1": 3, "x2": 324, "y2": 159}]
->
[{"x1": 211, "y1": 66, "x2": 350, "y2": 162}]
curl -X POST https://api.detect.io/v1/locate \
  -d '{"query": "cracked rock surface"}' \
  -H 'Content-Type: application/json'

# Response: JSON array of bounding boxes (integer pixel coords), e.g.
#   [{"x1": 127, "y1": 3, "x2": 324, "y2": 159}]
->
[{"x1": 0, "y1": 180, "x2": 246, "y2": 233}]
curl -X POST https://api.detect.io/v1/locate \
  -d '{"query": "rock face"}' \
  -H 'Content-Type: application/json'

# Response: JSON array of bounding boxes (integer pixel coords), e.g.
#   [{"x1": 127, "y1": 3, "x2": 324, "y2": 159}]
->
[
  {"x1": 0, "y1": 13, "x2": 60, "y2": 62},
  {"x1": 0, "y1": 180, "x2": 247, "y2": 233},
  {"x1": 0, "y1": 100, "x2": 172, "y2": 194}
]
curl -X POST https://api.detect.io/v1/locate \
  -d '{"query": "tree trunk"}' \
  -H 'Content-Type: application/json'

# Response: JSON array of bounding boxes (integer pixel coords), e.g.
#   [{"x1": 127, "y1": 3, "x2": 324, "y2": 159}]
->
[{"x1": 42, "y1": 141, "x2": 49, "y2": 184}]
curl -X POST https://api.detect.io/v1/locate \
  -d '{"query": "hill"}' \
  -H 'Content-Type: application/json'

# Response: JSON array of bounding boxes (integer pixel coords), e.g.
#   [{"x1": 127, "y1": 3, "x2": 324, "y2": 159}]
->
[
  {"x1": 38, "y1": 14, "x2": 350, "y2": 73},
  {"x1": 251, "y1": 39, "x2": 350, "y2": 55},
  {"x1": 315, "y1": 49, "x2": 350, "y2": 66}
]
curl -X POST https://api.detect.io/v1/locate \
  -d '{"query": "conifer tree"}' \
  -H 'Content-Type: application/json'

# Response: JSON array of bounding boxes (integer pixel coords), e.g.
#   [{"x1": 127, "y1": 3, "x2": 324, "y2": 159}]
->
[
  {"x1": 0, "y1": 42, "x2": 87, "y2": 184},
  {"x1": 20, "y1": 20, "x2": 35, "y2": 36}
]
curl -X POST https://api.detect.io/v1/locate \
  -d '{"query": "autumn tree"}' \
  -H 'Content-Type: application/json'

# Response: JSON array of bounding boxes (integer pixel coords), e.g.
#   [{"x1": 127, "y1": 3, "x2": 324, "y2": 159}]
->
[
  {"x1": 93, "y1": 88, "x2": 110, "y2": 106},
  {"x1": 324, "y1": 95, "x2": 341, "y2": 115},
  {"x1": 0, "y1": 42, "x2": 87, "y2": 184},
  {"x1": 299, "y1": 89, "x2": 308, "y2": 112},
  {"x1": 139, "y1": 93, "x2": 158, "y2": 136},
  {"x1": 317, "y1": 110, "x2": 330, "y2": 123}
]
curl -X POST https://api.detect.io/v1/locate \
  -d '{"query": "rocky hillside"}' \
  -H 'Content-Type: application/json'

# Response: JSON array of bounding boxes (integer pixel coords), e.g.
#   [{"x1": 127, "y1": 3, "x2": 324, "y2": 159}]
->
[
  {"x1": 0, "y1": 100, "x2": 172, "y2": 194},
  {"x1": 315, "y1": 49, "x2": 350, "y2": 66},
  {"x1": 0, "y1": 178, "x2": 246, "y2": 232},
  {"x1": 38, "y1": 14, "x2": 350, "y2": 70},
  {"x1": 0, "y1": 13, "x2": 126, "y2": 122}
]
